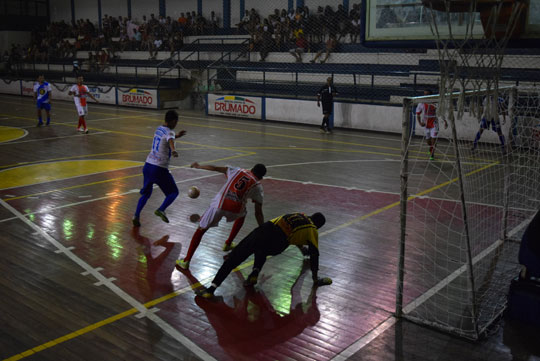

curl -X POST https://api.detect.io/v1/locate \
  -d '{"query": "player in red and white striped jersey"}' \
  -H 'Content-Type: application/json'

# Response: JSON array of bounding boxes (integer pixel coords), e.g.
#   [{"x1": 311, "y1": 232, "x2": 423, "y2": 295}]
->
[
  {"x1": 416, "y1": 89, "x2": 447, "y2": 160},
  {"x1": 177, "y1": 162, "x2": 266, "y2": 270}
]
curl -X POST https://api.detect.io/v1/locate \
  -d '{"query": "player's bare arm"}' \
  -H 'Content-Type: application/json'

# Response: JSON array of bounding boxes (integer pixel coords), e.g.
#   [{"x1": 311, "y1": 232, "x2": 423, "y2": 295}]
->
[
  {"x1": 175, "y1": 130, "x2": 186, "y2": 138},
  {"x1": 88, "y1": 93, "x2": 99, "y2": 103},
  {"x1": 190, "y1": 162, "x2": 227, "y2": 174},
  {"x1": 254, "y1": 202, "x2": 264, "y2": 226},
  {"x1": 168, "y1": 138, "x2": 178, "y2": 157}
]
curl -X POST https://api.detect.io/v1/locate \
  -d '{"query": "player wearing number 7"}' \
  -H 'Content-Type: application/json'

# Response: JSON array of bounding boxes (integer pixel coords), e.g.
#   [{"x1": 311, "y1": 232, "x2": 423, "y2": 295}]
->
[
  {"x1": 177, "y1": 162, "x2": 266, "y2": 270},
  {"x1": 132, "y1": 110, "x2": 186, "y2": 227}
]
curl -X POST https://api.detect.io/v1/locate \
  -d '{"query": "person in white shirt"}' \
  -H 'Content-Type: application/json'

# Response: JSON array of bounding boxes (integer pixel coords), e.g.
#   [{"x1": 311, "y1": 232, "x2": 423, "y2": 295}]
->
[
  {"x1": 68, "y1": 76, "x2": 99, "y2": 133},
  {"x1": 132, "y1": 110, "x2": 187, "y2": 227}
]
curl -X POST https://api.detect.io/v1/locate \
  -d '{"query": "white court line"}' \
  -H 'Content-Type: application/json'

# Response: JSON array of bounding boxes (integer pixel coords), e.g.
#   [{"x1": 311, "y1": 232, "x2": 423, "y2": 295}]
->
[
  {"x1": 0, "y1": 198, "x2": 216, "y2": 361},
  {"x1": 0, "y1": 173, "x2": 220, "y2": 222},
  {"x1": 0, "y1": 127, "x2": 28, "y2": 143},
  {"x1": 0, "y1": 131, "x2": 110, "y2": 145},
  {"x1": 330, "y1": 213, "x2": 533, "y2": 361},
  {"x1": 0, "y1": 160, "x2": 143, "y2": 191}
]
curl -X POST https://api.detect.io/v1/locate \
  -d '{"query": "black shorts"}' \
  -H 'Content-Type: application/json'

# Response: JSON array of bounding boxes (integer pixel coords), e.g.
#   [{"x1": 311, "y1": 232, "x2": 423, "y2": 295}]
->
[{"x1": 322, "y1": 102, "x2": 332, "y2": 114}]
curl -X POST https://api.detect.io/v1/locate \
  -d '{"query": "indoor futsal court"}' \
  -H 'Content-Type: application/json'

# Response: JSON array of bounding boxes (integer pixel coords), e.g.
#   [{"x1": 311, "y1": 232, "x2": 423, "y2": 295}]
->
[{"x1": 1, "y1": 93, "x2": 535, "y2": 361}]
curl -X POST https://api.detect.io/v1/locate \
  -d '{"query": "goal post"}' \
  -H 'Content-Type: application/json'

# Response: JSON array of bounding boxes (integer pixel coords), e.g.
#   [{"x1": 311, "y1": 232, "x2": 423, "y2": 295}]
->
[{"x1": 396, "y1": 85, "x2": 540, "y2": 339}]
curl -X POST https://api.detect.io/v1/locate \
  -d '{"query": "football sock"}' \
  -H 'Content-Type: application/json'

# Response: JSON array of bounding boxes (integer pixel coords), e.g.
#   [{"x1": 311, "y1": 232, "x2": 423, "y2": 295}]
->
[
  {"x1": 134, "y1": 193, "x2": 151, "y2": 218},
  {"x1": 185, "y1": 228, "x2": 207, "y2": 262},
  {"x1": 159, "y1": 190, "x2": 179, "y2": 212},
  {"x1": 225, "y1": 217, "x2": 245, "y2": 246}
]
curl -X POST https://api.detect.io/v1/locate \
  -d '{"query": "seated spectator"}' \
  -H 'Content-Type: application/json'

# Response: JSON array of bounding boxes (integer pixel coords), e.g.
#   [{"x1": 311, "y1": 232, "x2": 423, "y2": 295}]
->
[
  {"x1": 237, "y1": 10, "x2": 250, "y2": 33},
  {"x1": 519, "y1": 208, "x2": 540, "y2": 280},
  {"x1": 311, "y1": 33, "x2": 338, "y2": 63},
  {"x1": 87, "y1": 52, "x2": 98, "y2": 72},
  {"x1": 169, "y1": 32, "x2": 183, "y2": 55},
  {"x1": 289, "y1": 31, "x2": 308, "y2": 63},
  {"x1": 98, "y1": 50, "x2": 109, "y2": 72},
  {"x1": 133, "y1": 28, "x2": 142, "y2": 50},
  {"x1": 150, "y1": 34, "x2": 163, "y2": 59},
  {"x1": 259, "y1": 26, "x2": 274, "y2": 62},
  {"x1": 73, "y1": 58, "x2": 80, "y2": 75}
]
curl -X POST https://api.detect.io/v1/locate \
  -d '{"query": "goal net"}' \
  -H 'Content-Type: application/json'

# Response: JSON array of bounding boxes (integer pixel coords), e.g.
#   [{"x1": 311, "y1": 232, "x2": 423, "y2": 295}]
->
[{"x1": 396, "y1": 85, "x2": 540, "y2": 339}]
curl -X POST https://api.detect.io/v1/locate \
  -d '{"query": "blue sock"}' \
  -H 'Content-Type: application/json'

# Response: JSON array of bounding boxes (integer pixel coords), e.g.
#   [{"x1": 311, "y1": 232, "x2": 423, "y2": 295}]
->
[
  {"x1": 499, "y1": 134, "x2": 505, "y2": 146},
  {"x1": 38, "y1": 116, "x2": 43, "y2": 124},
  {"x1": 472, "y1": 132, "x2": 481, "y2": 148},
  {"x1": 134, "y1": 193, "x2": 151, "y2": 218},
  {"x1": 159, "y1": 191, "x2": 179, "y2": 212},
  {"x1": 46, "y1": 117, "x2": 50, "y2": 125}
]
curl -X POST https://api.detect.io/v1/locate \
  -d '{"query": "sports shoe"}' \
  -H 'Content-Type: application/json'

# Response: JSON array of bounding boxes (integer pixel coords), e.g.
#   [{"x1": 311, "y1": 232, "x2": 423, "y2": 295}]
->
[
  {"x1": 429, "y1": 156, "x2": 435, "y2": 161},
  {"x1": 132, "y1": 217, "x2": 141, "y2": 227},
  {"x1": 37, "y1": 121, "x2": 43, "y2": 127},
  {"x1": 176, "y1": 259, "x2": 190, "y2": 270},
  {"x1": 154, "y1": 209, "x2": 169, "y2": 223},
  {"x1": 77, "y1": 127, "x2": 84, "y2": 132},
  {"x1": 84, "y1": 129, "x2": 89, "y2": 134},
  {"x1": 200, "y1": 286, "x2": 216, "y2": 299},
  {"x1": 243, "y1": 270, "x2": 259, "y2": 287},
  {"x1": 222, "y1": 242, "x2": 236, "y2": 252}
]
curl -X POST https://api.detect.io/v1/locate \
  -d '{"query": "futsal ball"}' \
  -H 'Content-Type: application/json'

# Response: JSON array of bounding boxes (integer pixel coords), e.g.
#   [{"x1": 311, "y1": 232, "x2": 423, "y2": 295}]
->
[
  {"x1": 189, "y1": 214, "x2": 200, "y2": 223},
  {"x1": 188, "y1": 186, "x2": 200, "y2": 199}
]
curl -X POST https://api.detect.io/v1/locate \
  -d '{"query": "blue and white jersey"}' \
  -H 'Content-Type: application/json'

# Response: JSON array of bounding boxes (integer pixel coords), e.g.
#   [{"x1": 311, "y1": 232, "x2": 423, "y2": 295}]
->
[
  {"x1": 145, "y1": 125, "x2": 176, "y2": 168},
  {"x1": 33, "y1": 82, "x2": 52, "y2": 104}
]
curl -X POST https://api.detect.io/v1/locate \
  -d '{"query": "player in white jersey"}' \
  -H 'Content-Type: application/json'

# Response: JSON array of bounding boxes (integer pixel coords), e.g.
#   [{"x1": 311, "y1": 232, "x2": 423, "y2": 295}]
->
[
  {"x1": 472, "y1": 95, "x2": 507, "y2": 153},
  {"x1": 177, "y1": 162, "x2": 266, "y2": 270},
  {"x1": 132, "y1": 110, "x2": 187, "y2": 227},
  {"x1": 416, "y1": 89, "x2": 447, "y2": 160},
  {"x1": 68, "y1": 76, "x2": 99, "y2": 133},
  {"x1": 33, "y1": 75, "x2": 52, "y2": 126}
]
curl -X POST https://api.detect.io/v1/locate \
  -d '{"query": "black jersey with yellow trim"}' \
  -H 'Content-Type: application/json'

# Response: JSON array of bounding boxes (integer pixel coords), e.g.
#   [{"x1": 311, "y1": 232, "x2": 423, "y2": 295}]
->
[{"x1": 270, "y1": 213, "x2": 319, "y2": 249}]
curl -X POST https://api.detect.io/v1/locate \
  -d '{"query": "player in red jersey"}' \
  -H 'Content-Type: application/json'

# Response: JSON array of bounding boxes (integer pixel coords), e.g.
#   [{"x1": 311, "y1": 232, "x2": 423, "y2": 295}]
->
[
  {"x1": 177, "y1": 162, "x2": 266, "y2": 270},
  {"x1": 68, "y1": 76, "x2": 99, "y2": 133},
  {"x1": 416, "y1": 90, "x2": 447, "y2": 160}
]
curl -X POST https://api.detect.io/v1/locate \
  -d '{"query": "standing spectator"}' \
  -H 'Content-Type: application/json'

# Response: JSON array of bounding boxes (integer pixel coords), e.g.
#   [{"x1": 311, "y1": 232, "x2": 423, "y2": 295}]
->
[
  {"x1": 289, "y1": 30, "x2": 308, "y2": 63},
  {"x1": 259, "y1": 25, "x2": 274, "y2": 62},
  {"x1": 350, "y1": 13, "x2": 361, "y2": 43},
  {"x1": 209, "y1": 11, "x2": 219, "y2": 34},
  {"x1": 311, "y1": 33, "x2": 338, "y2": 63},
  {"x1": 317, "y1": 77, "x2": 338, "y2": 133}
]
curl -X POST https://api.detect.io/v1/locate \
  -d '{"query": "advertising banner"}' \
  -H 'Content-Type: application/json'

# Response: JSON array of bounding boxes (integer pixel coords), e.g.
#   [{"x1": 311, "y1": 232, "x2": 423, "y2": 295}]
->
[
  {"x1": 0, "y1": 79, "x2": 21, "y2": 95},
  {"x1": 208, "y1": 94, "x2": 262, "y2": 119},
  {"x1": 118, "y1": 88, "x2": 158, "y2": 109},
  {"x1": 21, "y1": 81, "x2": 116, "y2": 105}
]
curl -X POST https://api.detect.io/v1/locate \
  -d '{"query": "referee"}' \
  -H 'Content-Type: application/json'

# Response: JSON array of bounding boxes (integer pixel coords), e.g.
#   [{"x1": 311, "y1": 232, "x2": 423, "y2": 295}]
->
[
  {"x1": 198, "y1": 212, "x2": 332, "y2": 298},
  {"x1": 317, "y1": 77, "x2": 338, "y2": 133}
]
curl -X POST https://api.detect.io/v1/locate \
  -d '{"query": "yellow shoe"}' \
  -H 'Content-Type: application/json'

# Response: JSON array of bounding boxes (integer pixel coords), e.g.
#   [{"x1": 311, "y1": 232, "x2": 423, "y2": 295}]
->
[
  {"x1": 176, "y1": 259, "x2": 190, "y2": 270},
  {"x1": 222, "y1": 242, "x2": 236, "y2": 252}
]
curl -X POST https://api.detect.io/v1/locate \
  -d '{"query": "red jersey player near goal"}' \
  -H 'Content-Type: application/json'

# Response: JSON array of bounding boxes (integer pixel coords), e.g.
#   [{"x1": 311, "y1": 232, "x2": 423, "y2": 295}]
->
[
  {"x1": 416, "y1": 89, "x2": 448, "y2": 160},
  {"x1": 176, "y1": 162, "x2": 266, "y2": 270}
]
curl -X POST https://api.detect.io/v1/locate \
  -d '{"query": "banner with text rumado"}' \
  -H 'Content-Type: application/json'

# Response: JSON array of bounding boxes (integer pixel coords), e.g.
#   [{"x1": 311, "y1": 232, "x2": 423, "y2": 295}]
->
[
  {"x1": 118, "y1": 88, "x2": 158, "y2": 109},
  {"x1": 208, "y1": 94, "x2": 262, "y2": 119}
]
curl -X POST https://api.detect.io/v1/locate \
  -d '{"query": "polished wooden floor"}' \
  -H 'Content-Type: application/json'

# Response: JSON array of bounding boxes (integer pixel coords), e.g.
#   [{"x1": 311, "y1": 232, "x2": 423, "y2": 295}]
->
[{"x1": 0, "y1": 94, "x2": 538, "y2": 361}]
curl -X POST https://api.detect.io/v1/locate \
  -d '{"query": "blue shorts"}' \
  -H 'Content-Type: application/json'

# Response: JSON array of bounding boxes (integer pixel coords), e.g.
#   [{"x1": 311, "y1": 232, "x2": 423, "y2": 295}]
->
[
  {"x1": 37, "y1": 102, "x2": 51, "y2": 111},
  {"x1": 480, "y1": 117, "x2": 500, "y2": 132},
  {"x1": 140, "y1": 163, "x2": 178, "y2": 196}
]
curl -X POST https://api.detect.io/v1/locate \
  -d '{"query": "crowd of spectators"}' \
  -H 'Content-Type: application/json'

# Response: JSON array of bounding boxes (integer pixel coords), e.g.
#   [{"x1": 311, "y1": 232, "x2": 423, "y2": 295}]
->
[{"x1": 3, "y1": 3, "x2": 367, "y2": 69}]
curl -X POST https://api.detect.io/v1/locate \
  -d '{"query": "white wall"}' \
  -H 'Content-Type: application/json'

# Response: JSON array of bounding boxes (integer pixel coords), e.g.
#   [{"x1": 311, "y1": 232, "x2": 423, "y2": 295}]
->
[
  {"x1": 231, "y1": 0, "x2": 240, "y2": 27},
  {"x1": 102, "y1": 1, "x2": 128, "y2": 19},
  {"x1": 130, "y1": 0, "x2": 159, "y2": 22},
  {"x1": 50, "y1": 0, "x2": 72, "y2": 23},
  {"x1": 245, "y1": 0, "x2": 288, "y2": 20},
  {"x1": 74, "y1": 0, "x2": 98, "y2": 22},
  {"x1": 168, "y1": 0, "x2": 197, "y2": 19},
  {"x1": 201, "y1": 0, "x2": 222, "y2": 25},
  {"x1": 0, "y1": 31, "x2": 32, "y2": 54}
]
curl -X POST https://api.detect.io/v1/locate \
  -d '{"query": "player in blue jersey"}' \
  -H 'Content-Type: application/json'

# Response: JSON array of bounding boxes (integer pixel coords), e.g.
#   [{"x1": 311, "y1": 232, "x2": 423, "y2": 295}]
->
[
  {"x1": 472, "y1": 95, "x2": 507, "y2": 153},
  {"x1": 33, "y1": 75, "x2": 52, "y2": 126},
  {"x1": 132, "y1": 110, "x2": 187, "y2": 227}
]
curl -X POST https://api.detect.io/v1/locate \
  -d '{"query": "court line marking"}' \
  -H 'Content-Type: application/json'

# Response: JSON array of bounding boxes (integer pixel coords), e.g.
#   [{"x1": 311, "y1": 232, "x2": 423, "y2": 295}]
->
[
  {"x1": 330, "y1": 161, "x2": 506, "y2": 361},
  {"x1": 2, "y1": 152, "x2": 255, "y2": 200},
  {"x1": 1, "y1": 160, "x2": 499, "y2": 360},
  {"x1": 0, "y1": 131, "x2": 111, "y2": 145},
  {"x1": 0, "y1": 159, "x2": 144, "y2": 191},
  {"x1": 0, "y1": 198, "x2": 216, "y2": 361},
  {"x1": 0, "y1": 126, "x2": 28, "y2": 143}
]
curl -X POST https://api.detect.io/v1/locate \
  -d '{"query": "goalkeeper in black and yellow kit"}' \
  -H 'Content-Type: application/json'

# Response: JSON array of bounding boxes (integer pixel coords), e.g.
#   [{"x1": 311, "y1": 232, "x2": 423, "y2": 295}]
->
[{"x1": 200, "y1": 212, "x2": 332, "y2": 298}]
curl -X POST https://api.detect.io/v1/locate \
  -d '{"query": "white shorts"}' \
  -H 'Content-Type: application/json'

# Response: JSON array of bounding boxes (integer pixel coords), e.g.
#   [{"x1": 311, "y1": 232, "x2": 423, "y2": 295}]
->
[
  {"x1": 424, "y1": 126, "x2": 438, "y2": 140},
  {"x1": 199, "y1": 206, "x2": 246, "y2": 229},
  {"x1": 76, "y1": 104, "x2": 88, "y2": 116}
]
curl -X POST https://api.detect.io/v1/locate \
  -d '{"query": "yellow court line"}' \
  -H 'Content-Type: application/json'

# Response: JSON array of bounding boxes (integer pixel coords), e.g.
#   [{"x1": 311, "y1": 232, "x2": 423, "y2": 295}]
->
[
  {"x1": 3, "y1": 152, "x2": 256, "y2": 201},
  {"x1": 2, "y1": 160, "x2": 499, "y2": 360}
]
